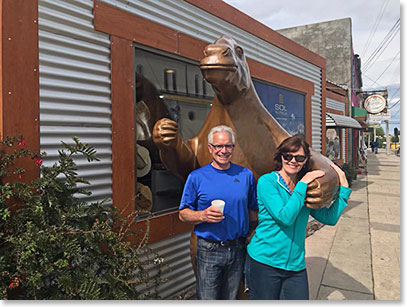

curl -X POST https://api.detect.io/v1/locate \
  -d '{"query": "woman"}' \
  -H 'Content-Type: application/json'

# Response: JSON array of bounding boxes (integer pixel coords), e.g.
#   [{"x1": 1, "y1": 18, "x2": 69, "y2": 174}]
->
[{"x1": 246, "y1": 135, "x2": 351, "y2": 300}]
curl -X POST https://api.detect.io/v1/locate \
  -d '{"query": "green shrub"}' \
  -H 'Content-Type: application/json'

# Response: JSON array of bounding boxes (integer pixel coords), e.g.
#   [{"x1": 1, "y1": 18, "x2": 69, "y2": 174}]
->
[
  {"x1": 341, "y1": 163, "x2": 357, "y2": 187},
  {"x1": 0, "y1": 136, "x2": 164, "y2": 300}
]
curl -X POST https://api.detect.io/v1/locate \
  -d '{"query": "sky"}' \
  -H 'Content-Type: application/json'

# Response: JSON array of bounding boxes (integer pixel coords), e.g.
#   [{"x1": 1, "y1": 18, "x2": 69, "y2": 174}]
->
[{"x1": 223, "y1": 0, "x2": 401, "y2": 134}]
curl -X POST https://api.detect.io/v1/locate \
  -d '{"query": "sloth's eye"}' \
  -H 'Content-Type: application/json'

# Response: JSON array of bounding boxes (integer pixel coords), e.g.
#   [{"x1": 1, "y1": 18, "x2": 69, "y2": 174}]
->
[{"x1": 235, "y1": 46, "x2": 244, "y2": 57}]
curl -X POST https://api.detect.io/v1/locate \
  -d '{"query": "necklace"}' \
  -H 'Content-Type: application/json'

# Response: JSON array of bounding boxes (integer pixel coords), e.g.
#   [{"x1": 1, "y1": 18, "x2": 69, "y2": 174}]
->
[{"x1": 278, "y1": 171, "x2": 296, "y2": 190}]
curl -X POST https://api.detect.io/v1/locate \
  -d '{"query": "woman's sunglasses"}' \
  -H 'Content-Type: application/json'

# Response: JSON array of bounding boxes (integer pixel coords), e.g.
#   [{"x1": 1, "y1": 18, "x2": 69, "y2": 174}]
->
[{"x1": 281, "y1": 153, "x2": 307, "y2": 162}]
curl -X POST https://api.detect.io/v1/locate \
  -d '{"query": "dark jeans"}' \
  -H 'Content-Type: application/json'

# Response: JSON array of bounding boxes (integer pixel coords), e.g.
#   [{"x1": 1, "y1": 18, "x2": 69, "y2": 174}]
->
[
  {"x1": 196, "y1": 237, "x2": 246, "y2": 300},
  {"x1": 245, "y1": 255, "x2": 309, "y2": 300}
]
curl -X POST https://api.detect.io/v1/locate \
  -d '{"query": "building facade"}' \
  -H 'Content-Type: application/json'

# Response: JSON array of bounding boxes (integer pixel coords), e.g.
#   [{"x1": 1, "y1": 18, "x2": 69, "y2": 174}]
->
[
  {"x1": 1, "y1": 0, "x2": 329, "y2": 298},
  {"x1": 278, "y1": 18, "x2": 364, "y2": 166}
]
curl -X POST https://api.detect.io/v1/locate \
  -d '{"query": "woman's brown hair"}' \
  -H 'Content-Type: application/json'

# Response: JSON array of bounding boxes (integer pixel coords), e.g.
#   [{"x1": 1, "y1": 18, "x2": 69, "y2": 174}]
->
[{"x1": 273, "y1": 135, "x2": 311, "y2": 180}]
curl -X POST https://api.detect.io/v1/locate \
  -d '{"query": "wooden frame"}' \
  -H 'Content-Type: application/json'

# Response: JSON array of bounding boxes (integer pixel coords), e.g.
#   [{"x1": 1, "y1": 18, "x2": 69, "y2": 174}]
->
[
  {"x1": 321, "y1": 69, "x2": 327, "y2": 154},
  {"x1": 94, "y1": 0, "x2": 326, "y2": 242},
  {"x1": 324, "y1": 125, "x2": 344, "y2": 165},
  {"x1": 326, "y1": 88, "x2": 347, "y2": 103},
  {"x1": 325, "y1": 105, "x2": 347, "y2": 165},
  {"x1": 110, "y1": 36, "x2": 136, "y2": 218},
  {"x1": 325, "y1": 84, "x2": 349, "y2": 163},
  {"x1": 0, "y1": 0, "x2": 40, "y2": 189}
]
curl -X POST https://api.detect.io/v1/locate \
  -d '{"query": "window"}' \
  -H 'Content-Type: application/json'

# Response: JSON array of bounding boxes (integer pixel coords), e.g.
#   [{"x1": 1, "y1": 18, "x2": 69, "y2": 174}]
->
[
  {"x1": 134, "y1": 47, "x2": 214, "y2": 216},
  {"x1": 253, "y1": 80, "x2": 306, "y2": 137},
  {"x1": 326, "y1": 128, "x2": 341, "y2": 160}
]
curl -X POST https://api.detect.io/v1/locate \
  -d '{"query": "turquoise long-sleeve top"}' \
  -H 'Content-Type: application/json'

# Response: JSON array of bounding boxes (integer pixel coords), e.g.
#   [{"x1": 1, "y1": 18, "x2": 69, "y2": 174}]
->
[{"x1": 247, "y1": 171, "x2": 352, "y2": 271}]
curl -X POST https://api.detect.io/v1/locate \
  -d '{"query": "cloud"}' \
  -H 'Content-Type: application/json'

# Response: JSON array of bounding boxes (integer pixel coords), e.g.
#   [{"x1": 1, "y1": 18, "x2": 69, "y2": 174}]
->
[{"x1": 224, "y1": 0, "x2": 400, "y2": 90}]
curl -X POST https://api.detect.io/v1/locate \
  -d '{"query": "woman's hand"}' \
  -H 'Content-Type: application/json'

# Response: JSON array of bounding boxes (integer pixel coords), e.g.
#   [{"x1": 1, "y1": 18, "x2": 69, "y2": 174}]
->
[
  {"x1": 300, "y1": 170, "x2": 325, "y2": 184},
  {"x1": 330, "y1": 163, "x2": 349, "y2": 188}
]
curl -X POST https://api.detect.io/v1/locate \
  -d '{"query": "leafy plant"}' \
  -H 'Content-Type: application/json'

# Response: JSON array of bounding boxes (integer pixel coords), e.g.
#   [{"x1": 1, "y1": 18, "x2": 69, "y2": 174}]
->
[
  {"x1": 0, "y1": 136, "x2": 164, "y2": 299},
  {"x1": 391, "y1": 136, "x2": 399, "y2": 143}
]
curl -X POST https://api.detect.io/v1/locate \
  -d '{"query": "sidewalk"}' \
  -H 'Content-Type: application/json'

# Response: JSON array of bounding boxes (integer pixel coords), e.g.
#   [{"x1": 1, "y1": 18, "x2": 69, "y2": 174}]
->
[{"x1": 305, "y1": 148, "x2": 400, "y2": 300}]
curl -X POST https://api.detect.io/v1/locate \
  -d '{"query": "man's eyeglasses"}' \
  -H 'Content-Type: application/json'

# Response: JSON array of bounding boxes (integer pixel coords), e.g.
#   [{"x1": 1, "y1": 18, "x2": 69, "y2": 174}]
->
[
  {"x1": 210, "y1": 144, "x2": 235, "y2": 151},
  {"x1": 281, "y1": 153, "x2": 307, "y2": 162}
]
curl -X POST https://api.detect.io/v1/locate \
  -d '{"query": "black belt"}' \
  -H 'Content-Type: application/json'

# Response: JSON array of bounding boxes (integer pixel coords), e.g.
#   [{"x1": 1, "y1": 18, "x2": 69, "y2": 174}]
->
[{"x1": 200, "y1": 236, "x2": 246, "y2": 246}]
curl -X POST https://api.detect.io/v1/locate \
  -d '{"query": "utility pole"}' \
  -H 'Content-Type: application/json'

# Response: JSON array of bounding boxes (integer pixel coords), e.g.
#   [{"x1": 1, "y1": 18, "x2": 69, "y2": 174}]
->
[
  {"x1": 368, "y1": 132, "x2": 371, "y2": 148},
  {"x1": 373, "y1": 127, "x2": 376, "y2": 143},
  {"x1": 386, "y1": 120, "x2": 390, "y2": 155}
]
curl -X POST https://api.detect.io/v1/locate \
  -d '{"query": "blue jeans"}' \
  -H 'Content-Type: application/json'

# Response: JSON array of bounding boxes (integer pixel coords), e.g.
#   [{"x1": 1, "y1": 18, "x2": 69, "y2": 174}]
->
[
  {"x1": 196, "y1": 237, "x2": 246, "y2": 300},
  {"x1": 245, "y1": 255, "x2": 309, "y2": 300}
]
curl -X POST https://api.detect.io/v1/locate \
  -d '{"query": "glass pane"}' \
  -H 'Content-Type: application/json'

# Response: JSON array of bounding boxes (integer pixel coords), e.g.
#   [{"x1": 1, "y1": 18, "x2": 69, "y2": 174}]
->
[
  {"x1": 253, "y1": 80, "x2": 306, "y2": 137},
  {"x1": 134, "y1": 47, "x2": 212, "y2": 216},
  {"x1": 326, "y1": 128, "x2": 341, "y2": 160}
]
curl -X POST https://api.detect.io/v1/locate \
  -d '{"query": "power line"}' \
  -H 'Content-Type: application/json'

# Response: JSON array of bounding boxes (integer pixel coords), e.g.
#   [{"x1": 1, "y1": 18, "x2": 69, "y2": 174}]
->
[
  {"x1": 372, "y1": 50, "x2": 400, "y2": 84},
  {"x1": 363, "y1": 18, "x2": 400, "y2": 73},
  {"x1": 389, "y1": 87, "x2": 400, "y2": 101},
  {"x1": 363, "y1": 17, "x2": 400, "y2": 69},
  {"x1": 362, "y1": 72, "x2": 385, "y2": 88},
  {"x1": 361, "y1": 0, "x2": 389, "y2": 57},
  {"x1": 389, "y1": 99, "x2": 400, "y2": 109},
  {"x1": 392, "y1": 108, "x2": 400, "y2": 117},
  {"x1": 364, "y1": 29, "x2": 399, "y2": 74},
  {"x1": 347, "y1": 21, "x2": 398, "y2": 90}
]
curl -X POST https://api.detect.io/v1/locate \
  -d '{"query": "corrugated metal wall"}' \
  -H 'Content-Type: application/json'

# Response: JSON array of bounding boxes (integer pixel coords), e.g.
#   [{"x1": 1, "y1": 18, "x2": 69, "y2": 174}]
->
[
  {"x1": 101, "y1": 0, "x2": 323, "y2": 151},
  {"x1": 137, "y1": 231, "x2": 195, "y2": 299},
  {"x1": 326, "y1": 97, "x2": 347, "y2": 162},
  {"x1": 342, "y1": 128, "x2": 346, "y2": 163},
  {"x1": 38, "y1": 0, "x2": 113, "y2": 204},
  {"x1": 326, "y1": 97, "x2": 345, "y2": 112}
]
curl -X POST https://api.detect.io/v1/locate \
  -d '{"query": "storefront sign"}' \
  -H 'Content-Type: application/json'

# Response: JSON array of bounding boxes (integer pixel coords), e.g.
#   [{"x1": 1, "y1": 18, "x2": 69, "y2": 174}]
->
[
  {"x1": 367, "y1": 109, "x2": 391, "y2": 121},
  {"x1": 366, "y1": 119, "x2": 382, "y2": 127},
  {"x1": 253, "y1": 81, "x2": 306, "y2": 136},
  {"x1": 364, "y1": 94, "x2": 387, "y2": 114}
]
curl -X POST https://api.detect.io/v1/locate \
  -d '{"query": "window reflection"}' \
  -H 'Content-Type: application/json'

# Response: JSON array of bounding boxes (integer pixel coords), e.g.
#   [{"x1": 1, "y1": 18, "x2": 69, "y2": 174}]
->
[
  {"x1": 195, "y1": 74, "x2": 199, "y2": 96},
  {"x1": 134, "y1": 47, "x2": 214, "y2": 216},
  {"x1": 326, "y1": 128, "x2": 341, "y2": 160}
]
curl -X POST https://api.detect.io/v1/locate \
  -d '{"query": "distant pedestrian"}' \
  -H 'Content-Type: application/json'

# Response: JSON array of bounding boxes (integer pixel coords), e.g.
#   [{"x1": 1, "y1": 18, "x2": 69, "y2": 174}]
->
[
  {"x1": 374, "y1": 140, "x2": 379, "y2": 154},
  {"x1": 245, "y1": 136, "x2": 351, "y2": 300},
  {"x1": 370, "y1": 141, "x2": 375, "y2": 153}
]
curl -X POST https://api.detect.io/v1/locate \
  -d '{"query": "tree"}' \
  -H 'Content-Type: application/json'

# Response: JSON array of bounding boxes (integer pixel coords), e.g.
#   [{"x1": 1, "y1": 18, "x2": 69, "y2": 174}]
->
[
  {"x1": 368, "y1": 127, "x2": 384, "y2": 141},
  {"x1": 391, "y1": 136, "x2": 399, "y2": 143}
]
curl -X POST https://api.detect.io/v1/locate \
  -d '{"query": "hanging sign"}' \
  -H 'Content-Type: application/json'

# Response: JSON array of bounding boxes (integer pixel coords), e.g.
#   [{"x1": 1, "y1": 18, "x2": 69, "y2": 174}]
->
[{"x1": 364, "y1": 95, "x2": 386, "y2": 114}]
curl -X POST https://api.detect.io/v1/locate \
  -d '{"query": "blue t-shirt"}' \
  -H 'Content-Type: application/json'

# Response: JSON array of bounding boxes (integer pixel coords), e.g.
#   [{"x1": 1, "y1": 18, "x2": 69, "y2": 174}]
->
[{"x1": 179, "y1": 163, "x2": 258, "y2": 241}]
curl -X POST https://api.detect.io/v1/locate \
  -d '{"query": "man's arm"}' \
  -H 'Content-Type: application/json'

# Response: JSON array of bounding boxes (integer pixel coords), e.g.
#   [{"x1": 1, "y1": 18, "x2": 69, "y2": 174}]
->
[{"x1": 179, "y1": 207, "x2": 224, "y2": 225}]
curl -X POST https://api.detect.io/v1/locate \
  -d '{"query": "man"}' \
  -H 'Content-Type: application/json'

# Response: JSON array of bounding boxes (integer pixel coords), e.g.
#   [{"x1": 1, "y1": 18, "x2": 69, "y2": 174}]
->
[
  {"x1": 374, "y1": 139, "x2": 379, "y2": 154},
  {"x1": 178, "y1": 125, "x2": 258, "y2": 300}
]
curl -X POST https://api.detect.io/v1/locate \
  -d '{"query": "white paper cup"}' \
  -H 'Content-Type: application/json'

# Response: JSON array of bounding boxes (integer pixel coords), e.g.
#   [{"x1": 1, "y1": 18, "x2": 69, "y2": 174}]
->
[{"x1": 211, "y1": 199, "x2": 225, "y2": 214}]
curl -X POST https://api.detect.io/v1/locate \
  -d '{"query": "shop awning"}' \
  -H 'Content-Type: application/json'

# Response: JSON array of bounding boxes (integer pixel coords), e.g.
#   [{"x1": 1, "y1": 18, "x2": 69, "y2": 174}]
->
[{"x1": 326, "y1": 113, "x2": 362, "y2": 129}]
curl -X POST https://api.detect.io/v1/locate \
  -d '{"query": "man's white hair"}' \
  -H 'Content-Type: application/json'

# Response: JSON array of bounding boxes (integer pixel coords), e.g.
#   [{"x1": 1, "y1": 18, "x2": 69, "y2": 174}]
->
[{"x1": 208, "y1": 125, "x2": 235, "y2": 144}]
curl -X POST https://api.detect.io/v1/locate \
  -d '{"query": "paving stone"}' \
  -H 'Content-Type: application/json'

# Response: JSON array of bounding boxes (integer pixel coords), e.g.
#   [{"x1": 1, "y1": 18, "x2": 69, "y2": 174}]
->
[
  {"x1": 317, "y1": 285, "x2": 373, "y2": 300},
  {"x1": 306, "y1": 150, "x2": 400, "y2": 301}
]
